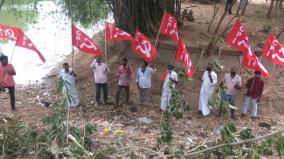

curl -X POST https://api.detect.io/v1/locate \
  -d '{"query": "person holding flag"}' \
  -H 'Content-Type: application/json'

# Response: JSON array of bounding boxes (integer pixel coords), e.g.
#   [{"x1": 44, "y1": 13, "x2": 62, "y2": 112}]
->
[
  {"x1": 59, "y1": 63, "x2": 80, "y2": 107},
  {"x1": 90, "y1": 56, "x2": 109, "y2": 106},
  {"x1": 0, "y1": 56, "x2": 16, "y2": 111},
  {"x1": 115, "y1": 58, "x2": 132, "y2": 107},
  {"x1": 136, "y1": 61, "x2": 156, "y2": 105},
  {"x1": 241, "y1": 71, "x2": 264, "y2": 121},
  {"x1": 198, "y1": 63, "x2": 218, "y2": 117},
  {"x1": 160, "y1": 64, "x2": 178, "y2": 111}
]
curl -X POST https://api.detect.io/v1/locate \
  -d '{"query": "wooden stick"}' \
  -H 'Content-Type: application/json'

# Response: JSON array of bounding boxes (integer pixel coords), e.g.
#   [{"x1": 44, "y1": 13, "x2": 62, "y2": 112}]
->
[
  {"x1": 67, "y1": 0, "x2": 73, "y2": 144},
  {"x1": 104, "y1": 9, "x2": 108, "y2": 64},
  {"x1": 154, "y1": 10, "x2": 166, "y2": 48},
  {"x1": 9, "y1": 38, "x2": 18, "y2": 64},
  {"x1": 193, "y1": 46, "x2": 205, "y2": 74},
  {"x1": 114, "y1": 146, "x2": 167, "y2": 159}
]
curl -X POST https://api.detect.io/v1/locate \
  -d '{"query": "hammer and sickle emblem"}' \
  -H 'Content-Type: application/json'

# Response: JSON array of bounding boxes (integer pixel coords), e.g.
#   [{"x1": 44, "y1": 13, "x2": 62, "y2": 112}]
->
[{"x1": 136, "y1": 40, "x2": 151, "y2": 58}]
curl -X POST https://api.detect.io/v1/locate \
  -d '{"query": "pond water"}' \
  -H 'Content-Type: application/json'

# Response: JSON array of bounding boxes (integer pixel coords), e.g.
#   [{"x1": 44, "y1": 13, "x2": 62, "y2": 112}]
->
[{"x1": 0, "y1": 1, "x2": 113, "y2": 84}]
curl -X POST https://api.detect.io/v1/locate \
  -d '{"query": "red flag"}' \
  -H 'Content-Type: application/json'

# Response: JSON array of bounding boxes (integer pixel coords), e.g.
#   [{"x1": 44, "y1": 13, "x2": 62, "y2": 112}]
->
[
  {"x1": 241, "y1": 55, "x2": 270, "y2": 78},
  {"x1": 16, "y1": 30, "x2": 46, "y2": 63},
  {"x1": 0, "y1": 24, "x2": 20, "y2": 41},
  {"x1": 105, "y1": 22, "x2": 133, "y2": 42},
  {"x1": 225, "y1": 20, "x2": 256, "y2": 60},
  {"x1": 72, "y1": 25, "x2": 102, "y2": 55},
  {"x1": 262, "y1": 35, "x2": 284, "y2": 67},
  {"x1": 161, "y1": 69, "x2": 168, "y2": 81},
  {"x1": 131, "y1": 29, "x2": 158, "y2": 63},
  {"x1": 160, "y1": 11, "x2": 179, "y2": 42},
  {"x1": 176, "y1": 38, "x2": 194, "y2": 78}
]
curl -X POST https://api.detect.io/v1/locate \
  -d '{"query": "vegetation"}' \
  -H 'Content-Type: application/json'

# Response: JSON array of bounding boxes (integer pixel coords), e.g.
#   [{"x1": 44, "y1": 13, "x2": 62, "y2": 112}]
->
[
  {"x1": 0, "y1": 0, "x2": 39, "y2": 30},
  {"x1": 0, "y1": 9, "x2": 38, "y2": 30},
  {"x1": 57, "y1": 0, "x2": 108, "y2": 28},
  {"x1": 0, "y1": 84, "x2": 284, "y2": 158},
  {"x1": 158, "y1": 89, "x2": 191, "y2": 145}
]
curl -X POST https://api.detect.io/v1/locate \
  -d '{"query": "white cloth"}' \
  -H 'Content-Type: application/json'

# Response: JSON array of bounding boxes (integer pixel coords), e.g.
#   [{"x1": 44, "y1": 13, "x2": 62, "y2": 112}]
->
[
  {"x1": 199, "y1": 71, "x2": 218, "y2": 116},
  {"x1": 90, "y1": 60, "x2": 109, "y2": 83},
  {"x1": 59, "y1": 68, "x2": 80, "y2": 107},
  {"x1": 136, "y1": 67, "x2": 156, "y2": 89},
  {"x1": 160, "y1": 70, "x2": 178, "y2": 111}
]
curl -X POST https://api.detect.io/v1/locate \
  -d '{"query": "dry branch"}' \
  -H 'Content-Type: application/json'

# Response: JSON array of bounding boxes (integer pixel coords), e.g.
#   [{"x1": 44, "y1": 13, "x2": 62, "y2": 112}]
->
[
  {"x1": 184, "y1": 130, "x2": 284, "y2": 157},
  {"x1": 207, "y1": 2, "x2": 219, "y2": 33},
  {"x1": 114, "y1": 146, "x2": 167, "y2": 159}
]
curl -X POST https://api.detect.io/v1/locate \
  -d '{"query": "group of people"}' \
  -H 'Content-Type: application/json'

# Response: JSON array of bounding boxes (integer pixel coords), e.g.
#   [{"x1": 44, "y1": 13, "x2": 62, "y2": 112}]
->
[
  {"x1": 59, "y1": 55, "x2": 264, "y2": 120},
  {"x1": 198, "y1": 64, "x2": 264, "y2": 120},
  {"x1": 59, "y1": 56, "x2": 158, "y2": 108},
  {"x1": 0, "y1": 53, "x2": 264, "y2": 121}
]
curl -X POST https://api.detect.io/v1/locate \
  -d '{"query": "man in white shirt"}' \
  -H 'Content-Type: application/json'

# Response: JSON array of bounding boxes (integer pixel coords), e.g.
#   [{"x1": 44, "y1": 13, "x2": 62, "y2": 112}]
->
[
  {"x1": 220, "y1": 67, "x2": 242, "y2": 119},
  {"x1": 90, "y1": 56, "x2": 109, "y2": 106},
  {"x1": 160, "y1": 64, "x2": 178, "y2": 111},
  {"x1": 136, "y1": 61, "x2": 156, "y2": 105},
  {"x1": 198, "y1": 63, "x2": 218, "y2": 116},
  {"x1": 59, "y1": 63, "x2": 80, "y2": 107}
]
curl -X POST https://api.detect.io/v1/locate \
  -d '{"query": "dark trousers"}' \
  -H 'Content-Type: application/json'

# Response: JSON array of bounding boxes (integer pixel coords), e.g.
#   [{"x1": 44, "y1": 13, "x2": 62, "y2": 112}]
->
[
  {"x1": 116, "y1": 86, "x2": 130, "y2": 105},
  {"x1": 6, "y1": 86, "x2": 16, "y2": 111},
  {"x1": 96, "y1": 83, "x2": 108, "y2": 103}
]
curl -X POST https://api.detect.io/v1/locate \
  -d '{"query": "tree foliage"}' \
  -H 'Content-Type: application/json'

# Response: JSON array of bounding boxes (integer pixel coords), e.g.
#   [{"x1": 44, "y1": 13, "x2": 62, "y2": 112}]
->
[
  {"x1": 57, "y1": 0, "x2": 181, "y2": 34},
  {"x1": 58, "y1": 0, "x2": 108, "y2": 28}
]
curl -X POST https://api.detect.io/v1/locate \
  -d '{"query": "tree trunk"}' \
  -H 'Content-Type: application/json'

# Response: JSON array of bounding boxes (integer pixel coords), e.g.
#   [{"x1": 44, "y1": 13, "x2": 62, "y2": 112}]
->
[
  {"x1": 0, "y1": 0, "x2": 5, "y2": 11},
  {"x1": 235, "y1": 1, "x2": 242, "y2": 16},
  {"x1": 240, "y1": 0, "x2": 249, "y2": 15},
  {"x1": 107, "y1": 0, "x2": 181, "y2": 35},
  {"x1": 205, "y1": 0, "x2": 237, "y2": 55},
  {"x1": 267, "y1": 0, "x2": 275, "y2": 18}
]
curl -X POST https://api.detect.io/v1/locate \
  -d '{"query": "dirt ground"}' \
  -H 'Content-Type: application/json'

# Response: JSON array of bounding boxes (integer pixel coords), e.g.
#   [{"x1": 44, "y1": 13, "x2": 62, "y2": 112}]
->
[{"x1": 0, "y1": 0, "x2": 284, "y2": 158}]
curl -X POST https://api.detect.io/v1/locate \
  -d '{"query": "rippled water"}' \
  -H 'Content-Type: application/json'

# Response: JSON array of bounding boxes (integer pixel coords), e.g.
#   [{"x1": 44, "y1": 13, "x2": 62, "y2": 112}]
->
[{"x1": 0, "y1": 1, "x2": 113, "y2": 84}]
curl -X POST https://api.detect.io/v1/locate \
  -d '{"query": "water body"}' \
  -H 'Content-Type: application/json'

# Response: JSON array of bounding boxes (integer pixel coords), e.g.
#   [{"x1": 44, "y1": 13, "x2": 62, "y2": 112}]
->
[{"x1": 0, "y1": 1, "x2": 113, "y2": 84}]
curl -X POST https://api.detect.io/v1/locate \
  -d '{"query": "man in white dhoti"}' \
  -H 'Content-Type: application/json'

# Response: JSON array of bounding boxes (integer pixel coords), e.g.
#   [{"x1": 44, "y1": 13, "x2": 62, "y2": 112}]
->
[
  {"x1": 160, "y1": 64, "x2": 178, "y2": 111},
  {"x1": 59, "y1": 63, "x2": 80, "y2": 107},
  {"x1": 198, "y1": 63, "x2": 217, "y2": 116}
]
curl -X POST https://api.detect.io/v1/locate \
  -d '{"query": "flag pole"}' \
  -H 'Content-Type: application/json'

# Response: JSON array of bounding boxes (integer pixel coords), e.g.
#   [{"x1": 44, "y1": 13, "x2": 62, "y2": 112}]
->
[
  {"x1": 10, "y1": 37, "x2": 18, "y2": 64},
  {"x1": 105, "y1": 24, "x2": 107, "y2": 63},
  {"x1": 104, "y1": 8, "x2": 108, "y2": 64},
  {"x1": 193, "y1": 45, "x2": 205, "y2": 74},
  {"x1": 154, "y1": 10, "x2": 166, "y2": 48},
  {"x1": 66, "y1": 0, "x2": 73, "y2": 144}
]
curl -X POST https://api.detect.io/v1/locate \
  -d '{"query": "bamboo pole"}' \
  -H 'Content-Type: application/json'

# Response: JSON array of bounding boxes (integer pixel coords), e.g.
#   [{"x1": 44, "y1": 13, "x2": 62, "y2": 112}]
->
[
  {"x1": 104, "y1": 8, "x2": 108, "y2": 63},
  {"x1": 154, "y1": 10, "x2": 166, "y2": 49},
  {"x1": 9, "y1": 37, "x2": 18, "y2": 64},
  {"x1": 66, "y1": 0, "x2": 73, "y2": 144},
  {"x1": 193, "y1": 45, "x2": 205, "y2": 74}
]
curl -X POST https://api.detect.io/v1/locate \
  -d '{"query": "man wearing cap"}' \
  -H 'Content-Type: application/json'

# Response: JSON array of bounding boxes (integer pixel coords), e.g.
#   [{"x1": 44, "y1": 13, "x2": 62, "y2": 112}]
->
[
  {"x1": 219, "y1": 67, "x2": 242, "y2": 119},
  {"x1": 242, "y1": 71, "x2": 264, "y2": 121},
  {"x1": 160, "y1": 64, "x2": 178, "y2": 111}
]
